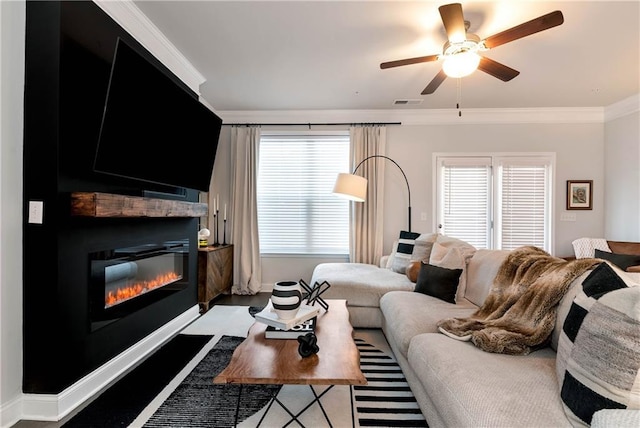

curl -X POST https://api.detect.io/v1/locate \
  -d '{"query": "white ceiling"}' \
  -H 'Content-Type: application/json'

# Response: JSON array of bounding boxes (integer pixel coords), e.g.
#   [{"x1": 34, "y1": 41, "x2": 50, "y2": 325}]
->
[{"x1": 133, "y1": 1, "x2": 640, "y2": 112}]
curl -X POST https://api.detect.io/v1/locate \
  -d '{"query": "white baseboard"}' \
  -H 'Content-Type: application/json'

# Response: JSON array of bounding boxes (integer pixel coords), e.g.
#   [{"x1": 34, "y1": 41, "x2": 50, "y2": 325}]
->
[{"x1": 19, "y1": 306, "x2": 200, "y2": 422}]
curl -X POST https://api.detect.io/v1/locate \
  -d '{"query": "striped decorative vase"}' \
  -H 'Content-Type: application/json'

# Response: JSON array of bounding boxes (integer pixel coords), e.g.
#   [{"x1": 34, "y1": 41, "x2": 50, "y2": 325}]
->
[{"x1": 270, "y1": 280, "x2": 302, "y2": 320}]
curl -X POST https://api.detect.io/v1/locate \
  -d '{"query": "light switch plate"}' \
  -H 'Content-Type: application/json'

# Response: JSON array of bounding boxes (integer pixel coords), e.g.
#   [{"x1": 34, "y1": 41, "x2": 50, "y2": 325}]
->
[
  {"x1": 28, "y1": 201, "x2": 44, "y2": 224},
  {"x1": 560, "y1": 212, "x2": 576, "y2": 222}
]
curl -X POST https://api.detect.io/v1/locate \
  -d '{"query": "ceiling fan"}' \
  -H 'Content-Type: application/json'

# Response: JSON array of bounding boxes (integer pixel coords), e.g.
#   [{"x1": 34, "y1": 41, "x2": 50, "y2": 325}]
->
[{"x1": 380, "y1": 3, "x2": 564, "y2": 95}]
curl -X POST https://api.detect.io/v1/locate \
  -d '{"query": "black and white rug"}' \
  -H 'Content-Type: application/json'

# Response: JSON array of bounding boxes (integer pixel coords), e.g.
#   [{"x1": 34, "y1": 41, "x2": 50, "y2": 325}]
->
[
  {"x1": 64, "y1": 305, "x2": 427, "y2": 427},
  {"x1": 354, "y1": 338, "x2": 427, "y2": 427}
]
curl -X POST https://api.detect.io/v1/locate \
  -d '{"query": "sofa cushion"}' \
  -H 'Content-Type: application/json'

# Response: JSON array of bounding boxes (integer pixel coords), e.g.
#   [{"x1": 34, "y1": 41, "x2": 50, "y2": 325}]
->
[
  {"x1": 414, "y1": 262, "x2": 462, "y2": 304},
  {"x1": 595, "y1": 249, "x2": 640, "y2": 271},
  {"x1": 310, "y1": 262, "x2": 414, "y2": 308},
  {"x1": 429, "y1": 242, "x2": 471, "y2": 303},
  {"x1": 464, "y1": 249, "x2": 510, "y2": 307},
  {"x1": 408, "y1": 333, "x2": 570, "y2": 427},
  {"x1": 379, "y1": 290, "x2": 476, "y2": 358},
  {"x1": 555, "y1": 262, "x2": 640, "y2": 426}
]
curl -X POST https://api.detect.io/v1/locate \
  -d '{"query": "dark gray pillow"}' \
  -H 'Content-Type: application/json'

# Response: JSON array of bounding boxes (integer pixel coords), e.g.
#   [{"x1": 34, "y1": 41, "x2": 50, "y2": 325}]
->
[
  {"x1": 594, "y1": 249, "x2": 640, "y2": 271},
  {"x1": 414, "y1": 262, "x2": 462, "y2": 304}
]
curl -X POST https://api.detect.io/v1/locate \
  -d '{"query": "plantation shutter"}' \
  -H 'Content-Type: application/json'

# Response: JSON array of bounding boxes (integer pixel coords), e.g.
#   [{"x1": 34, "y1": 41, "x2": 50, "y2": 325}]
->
[
  {"x1": 257, "y1": 132, "x2": 350, "y2": 254},
  {"x1": 438, "y1": 157, "x2": 492, "y2": 249},
  {"x1": 496, "y1": 158, "x2": 552, "y2": 251}
]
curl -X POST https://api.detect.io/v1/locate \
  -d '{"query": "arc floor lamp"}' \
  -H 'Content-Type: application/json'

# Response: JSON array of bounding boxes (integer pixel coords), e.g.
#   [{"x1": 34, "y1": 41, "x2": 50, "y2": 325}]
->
[{"x1": 332, "y1": 155, "x2": 412, "y2": 232}]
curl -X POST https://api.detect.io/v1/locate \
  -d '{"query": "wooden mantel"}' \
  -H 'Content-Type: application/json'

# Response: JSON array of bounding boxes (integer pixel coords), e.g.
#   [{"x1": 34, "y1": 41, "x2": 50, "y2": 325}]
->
[{"x1": 70, "y1": 192, "x2": 208, "y2": 218}]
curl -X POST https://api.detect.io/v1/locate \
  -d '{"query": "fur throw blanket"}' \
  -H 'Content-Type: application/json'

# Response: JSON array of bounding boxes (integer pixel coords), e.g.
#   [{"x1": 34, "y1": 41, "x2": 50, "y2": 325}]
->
[{"x1": 437, "y1": 246, "x2": 601, "y2": 355}]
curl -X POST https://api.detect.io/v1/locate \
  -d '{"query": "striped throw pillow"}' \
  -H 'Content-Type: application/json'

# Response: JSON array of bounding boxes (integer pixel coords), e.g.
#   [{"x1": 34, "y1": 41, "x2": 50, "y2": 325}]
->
[
  {"x1": 390, "y1": 231, "x2": 421, "y2": 274},
  {"x1": 556, "y1": 262, "x2": 640, "y2": 426}
]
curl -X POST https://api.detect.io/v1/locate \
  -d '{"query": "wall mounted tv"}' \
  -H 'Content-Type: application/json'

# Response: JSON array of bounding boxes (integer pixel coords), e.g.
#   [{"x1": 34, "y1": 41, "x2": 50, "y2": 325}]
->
[{"x1": 94, "y1": 37, "x2": 222, "y2": 193}]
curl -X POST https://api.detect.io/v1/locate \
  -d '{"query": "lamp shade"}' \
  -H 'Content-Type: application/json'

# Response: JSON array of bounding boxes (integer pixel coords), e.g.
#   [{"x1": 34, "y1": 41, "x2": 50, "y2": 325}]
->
[{"x1": 332, "y1": 173, "x2": 368, "y2": 202}]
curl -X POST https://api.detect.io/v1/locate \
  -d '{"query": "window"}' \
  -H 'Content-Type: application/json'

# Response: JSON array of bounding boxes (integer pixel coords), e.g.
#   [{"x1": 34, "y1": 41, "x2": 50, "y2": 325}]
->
[
  {"x1": 435, "y1": 154, "x2": 554, "y2": 252},
  {"x1": 258, "y1": 132, "x2": 350, "y2": 255}
]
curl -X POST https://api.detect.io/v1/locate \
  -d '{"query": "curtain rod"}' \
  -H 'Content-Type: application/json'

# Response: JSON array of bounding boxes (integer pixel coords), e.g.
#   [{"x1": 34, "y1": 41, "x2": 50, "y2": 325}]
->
[{"x1": 222, "y1": 122, "x2": 401, "y2": 127}]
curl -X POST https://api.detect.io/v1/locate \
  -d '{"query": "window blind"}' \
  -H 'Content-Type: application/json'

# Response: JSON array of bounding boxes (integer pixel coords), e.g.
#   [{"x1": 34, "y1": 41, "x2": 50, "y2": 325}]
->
[
  {"x1": 258, "y1": 133, "x2": 350, "y2": 254},
  {"x1": 439, "y1": 157, "x2": 492, "y2": 249},
  {"x1": 436, "y1": 155, "x2": 553, "y2": 252},
  {"x1": 497, "y1": 159, "x2": 551, "y2": 250}
]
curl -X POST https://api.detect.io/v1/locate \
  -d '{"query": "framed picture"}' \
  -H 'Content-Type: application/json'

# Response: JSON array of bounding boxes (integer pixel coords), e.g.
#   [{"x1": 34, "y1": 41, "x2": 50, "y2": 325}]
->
[{"x1": 567, "y1": 180, "x2": 593, "y2": 210}]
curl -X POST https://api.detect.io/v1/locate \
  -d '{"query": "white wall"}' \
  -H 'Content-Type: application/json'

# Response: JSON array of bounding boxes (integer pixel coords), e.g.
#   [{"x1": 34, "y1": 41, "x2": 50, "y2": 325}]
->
[
  {"x1": 214, "y1": 117, "x2": 609, "y2": 290},
  {"x1": 604, "y1": 107, "x2": 640, "y2": 241},
  {"x1": 383, "y1": 122, "x2": 605, "y2": 257},
  {"x1": 0, "y1": 1, "x2": 26, "y2": 426}
]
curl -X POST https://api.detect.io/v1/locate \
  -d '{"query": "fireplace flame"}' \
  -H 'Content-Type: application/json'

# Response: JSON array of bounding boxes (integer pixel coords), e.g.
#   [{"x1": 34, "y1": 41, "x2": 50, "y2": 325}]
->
[{"x1": 105, "y1": 272, "x2": 181, "y2": 308}]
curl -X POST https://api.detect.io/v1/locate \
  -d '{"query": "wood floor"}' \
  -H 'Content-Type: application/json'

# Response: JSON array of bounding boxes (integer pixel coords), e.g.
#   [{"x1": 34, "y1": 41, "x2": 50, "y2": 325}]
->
[{"x1": 213, "y1": 291, "x2": 271, "y2": 307}]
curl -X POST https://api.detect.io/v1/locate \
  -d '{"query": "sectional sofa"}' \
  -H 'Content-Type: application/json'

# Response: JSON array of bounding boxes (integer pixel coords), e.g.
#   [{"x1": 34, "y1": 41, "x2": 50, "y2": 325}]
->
[{"x1": 310, "y1": 234, "x2": 640, "y2": 427}]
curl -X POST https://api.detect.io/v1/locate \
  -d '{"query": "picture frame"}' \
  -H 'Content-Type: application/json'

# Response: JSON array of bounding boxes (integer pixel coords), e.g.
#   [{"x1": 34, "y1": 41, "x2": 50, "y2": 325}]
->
[{"x1": 567, "y1": 180, "x2": 593, "y2": 210}]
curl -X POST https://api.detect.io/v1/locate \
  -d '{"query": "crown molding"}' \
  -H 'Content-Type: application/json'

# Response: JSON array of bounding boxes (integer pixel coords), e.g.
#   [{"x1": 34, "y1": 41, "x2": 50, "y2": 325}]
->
[
  {"x1": 218, "y1": 107, "x2": 605, "y2": 126},
  {"x1": 604, "y1": 94, "x2": 640, "y2": 122},
  {"x1": 93, "y1": 0, "x2": 205, "y2": 93}
]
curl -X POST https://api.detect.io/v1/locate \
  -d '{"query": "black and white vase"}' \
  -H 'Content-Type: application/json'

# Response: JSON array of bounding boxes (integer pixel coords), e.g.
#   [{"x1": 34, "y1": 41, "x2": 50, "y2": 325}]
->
[{"x1": 270, "y1": 280, "x2": 302, "y2": 320}]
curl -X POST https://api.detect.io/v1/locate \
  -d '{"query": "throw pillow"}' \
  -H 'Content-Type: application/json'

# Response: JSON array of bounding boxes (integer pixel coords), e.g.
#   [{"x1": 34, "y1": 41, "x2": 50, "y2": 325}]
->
[
  {"x1": 385, "y1": 241, "x2": 399, "y2": 269},
  {"x1": 429, "y1": 242, "x2": 468, "y2": 302},
  {"x1": 406, "y1": 260, "x2": 421, "y2": 283},
  {"x1": 414, "y1": 262, "x2": 462, "y2": 304},
  {"x1": 594, "y1": 249, "x2": 640, "y2": 271},
  {"x1": 434, "y1": 235, "x2": 477, "y2": 260},
  {"x1": 410, "y1": 233, "x2": 438, "y2": 261},
  {"x1": 390, "y1": 230, "x2": 421, "y2": 274},
  {"x1": 572, "y1": 238, "x2": 611, "y2": 259},
  {"x1": 556, "y1": 262, "x2": 640, "y2": 426}
]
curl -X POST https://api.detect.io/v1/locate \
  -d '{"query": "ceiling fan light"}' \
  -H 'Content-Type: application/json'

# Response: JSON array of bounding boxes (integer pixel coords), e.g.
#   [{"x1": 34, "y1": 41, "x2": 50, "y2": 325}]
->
[{"x1": 442, "y1": 51, "x2": 481, "y2": 78}]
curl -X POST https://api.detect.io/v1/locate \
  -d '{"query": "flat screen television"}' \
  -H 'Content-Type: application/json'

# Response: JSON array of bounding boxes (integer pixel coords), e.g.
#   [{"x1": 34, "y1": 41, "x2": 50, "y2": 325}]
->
[{"x1": 94, "y1": 37, "x2": 222, "y2": 192}]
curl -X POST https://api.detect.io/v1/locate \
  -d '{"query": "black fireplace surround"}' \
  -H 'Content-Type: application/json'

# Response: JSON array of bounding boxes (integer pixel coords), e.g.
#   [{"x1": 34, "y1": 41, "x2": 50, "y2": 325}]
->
[{"x1": 23, "y1": 1, "x2": 202, "y2": 394}]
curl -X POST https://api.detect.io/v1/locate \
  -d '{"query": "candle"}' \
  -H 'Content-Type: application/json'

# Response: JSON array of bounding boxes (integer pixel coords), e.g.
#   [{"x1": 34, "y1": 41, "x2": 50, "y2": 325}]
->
[
  {"x1": 224, "y1": 204, "x2": 227, "y2": 220},
  {"x1": 212, "y1": 196, "x2": 216, "y2": 213},
  {"x1": 216, "y1": 194, "x2": 220, "y2": 213}
]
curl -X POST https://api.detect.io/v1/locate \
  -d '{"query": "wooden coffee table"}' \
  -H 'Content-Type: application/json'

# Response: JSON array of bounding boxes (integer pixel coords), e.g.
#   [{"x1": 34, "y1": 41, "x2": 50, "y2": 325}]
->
[{"x1": 214, "y1": 299, "x2": 366, "y2": 427}]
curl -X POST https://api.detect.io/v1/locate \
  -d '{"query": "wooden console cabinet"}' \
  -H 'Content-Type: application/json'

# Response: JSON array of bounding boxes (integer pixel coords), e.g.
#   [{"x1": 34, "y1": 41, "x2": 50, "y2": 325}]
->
[{"x1": 197, "y1": 245, "x2": 233, "y2": 312}]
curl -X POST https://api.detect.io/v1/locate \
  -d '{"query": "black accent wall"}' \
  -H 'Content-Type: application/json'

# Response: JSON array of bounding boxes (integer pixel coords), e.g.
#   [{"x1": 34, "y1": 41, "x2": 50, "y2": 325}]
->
[{"x1": 23, "y1": 1, "x2": 200, "y2": 393}]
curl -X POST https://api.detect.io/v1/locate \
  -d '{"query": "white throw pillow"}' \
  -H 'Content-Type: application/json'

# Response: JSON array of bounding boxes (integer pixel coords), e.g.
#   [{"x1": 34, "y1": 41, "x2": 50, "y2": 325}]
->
[
  {"x1": 429, "y1": 242, "x2": 468, "y2": 303},
  {"x1": 572, "y1": 237, "x2": 611, "y2": 259},
  {"x1": 410, "y1": 233, "x2": 438, "y2": 262},
  {"x1": 385, "y1": 240, "x2": 399, "y2": 269}
]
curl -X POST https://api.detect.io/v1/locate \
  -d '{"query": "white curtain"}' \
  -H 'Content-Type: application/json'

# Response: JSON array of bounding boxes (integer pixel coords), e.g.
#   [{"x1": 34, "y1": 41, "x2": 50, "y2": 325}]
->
[
  {"x1": 230, "y1": 126, "x2": 262, "y2": 294},
  {"x1": 349, "y1": 126, "x2": 386, "y2": 264}
]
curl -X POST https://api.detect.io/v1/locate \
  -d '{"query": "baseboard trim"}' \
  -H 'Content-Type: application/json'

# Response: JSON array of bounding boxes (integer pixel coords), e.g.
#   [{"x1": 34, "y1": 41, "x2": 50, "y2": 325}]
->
[{"x1": 19, "y1": 305, "x2": 200, "y2": 422}]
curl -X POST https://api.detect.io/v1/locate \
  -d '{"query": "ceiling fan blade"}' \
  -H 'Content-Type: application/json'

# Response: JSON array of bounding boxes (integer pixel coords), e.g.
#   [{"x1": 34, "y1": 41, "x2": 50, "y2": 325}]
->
[
  {"x1": 439, "y1": 3, "x2": 466, "y2": 43},
  {"x1": 380, "y1": 55, "x2": 439, "y2": 69},
  {"x1": 483, "y1": 10, "x2": 564, "y2": 49},
  {"x1": 477, "y1": 56, "x2": 520, "y2": 81},
  {"x1": 421, "y1": 69, "x2": 447, "y2": 95}
]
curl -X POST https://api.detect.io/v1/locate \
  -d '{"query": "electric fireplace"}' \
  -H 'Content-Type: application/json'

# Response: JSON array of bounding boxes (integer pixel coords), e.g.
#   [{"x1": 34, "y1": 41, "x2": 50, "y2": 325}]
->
[{"x1": 89, "y1": 239, "x2": 189, "y2": 330}]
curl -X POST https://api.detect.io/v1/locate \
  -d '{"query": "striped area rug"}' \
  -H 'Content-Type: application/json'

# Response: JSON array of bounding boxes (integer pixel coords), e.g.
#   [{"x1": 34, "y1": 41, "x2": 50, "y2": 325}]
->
[{"x1": 354, "y1": 338, "x2": 428, "y2": 427}]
